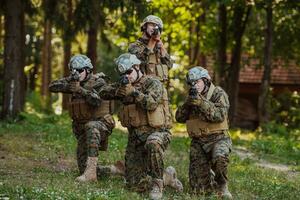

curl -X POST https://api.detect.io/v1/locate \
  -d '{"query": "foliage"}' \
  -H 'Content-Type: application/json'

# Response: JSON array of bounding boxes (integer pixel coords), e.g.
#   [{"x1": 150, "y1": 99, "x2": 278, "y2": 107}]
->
[{"x1": 269, "y1": 90, "x2": 300, "y2": 130}]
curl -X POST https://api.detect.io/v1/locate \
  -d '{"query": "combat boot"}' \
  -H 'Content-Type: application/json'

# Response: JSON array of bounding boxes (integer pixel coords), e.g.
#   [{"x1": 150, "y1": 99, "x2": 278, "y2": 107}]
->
[
  {"x1": 217, "y1": 183, "x2": 232, "y2": 199},
  {"x1": 109, "y1": 160, "x2": 125, "y2": 176},
  {"x1": 163, "y1": 166, "x2": 183, "y2": 192},
  {"x1": 149, "y1": 178, "x2": 163, "y2": 200},
  {"x1": 76, "y1": 157, "x2": 97, "y2": 182}
]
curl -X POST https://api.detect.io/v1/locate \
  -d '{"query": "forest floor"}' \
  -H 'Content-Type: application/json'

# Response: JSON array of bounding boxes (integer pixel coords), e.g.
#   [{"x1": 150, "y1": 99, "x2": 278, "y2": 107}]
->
[{"x1": 0, "y1": 113, "x2": 299, "y2": 200}]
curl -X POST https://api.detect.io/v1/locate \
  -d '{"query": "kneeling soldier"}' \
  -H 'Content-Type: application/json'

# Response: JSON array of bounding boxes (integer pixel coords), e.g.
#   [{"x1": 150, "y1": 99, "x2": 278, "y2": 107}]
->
[
  {"x1": 49, "y1": 54, "x2": 115, "y2": 182},
  {"x1": 99, "y1": 53, "x2": 182, "y2": 199},
  {"x1": 175, "y1": 66, "x2": 232, "y2": 199}
]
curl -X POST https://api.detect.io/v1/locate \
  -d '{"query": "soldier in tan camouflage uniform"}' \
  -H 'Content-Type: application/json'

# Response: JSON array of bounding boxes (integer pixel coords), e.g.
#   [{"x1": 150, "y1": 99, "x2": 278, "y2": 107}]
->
[
  {"x1": 49, "y1": 54, "x2": 115, "y2": 182},
  {"x1": 99, "y1": 53, "x2": 182, "y2": 200},
  {"x1": 175, "y1": 66, "x2": 232, "y2": 199}
]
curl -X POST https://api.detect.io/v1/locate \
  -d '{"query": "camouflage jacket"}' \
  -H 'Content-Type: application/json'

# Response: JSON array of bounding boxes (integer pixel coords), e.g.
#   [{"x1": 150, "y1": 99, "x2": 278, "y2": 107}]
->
[
  {"x1": 99, "y1": 75, "x2": 163, "y2": 111},
  {"x1": 49, "y1": 73, "x2": 108, "y2": 107},
  {"x1": 175, "y1": 85, "x2": 229, "y2": 124},
  {"x1": 128, "y1": 37, "x2": 173, "y2": 70}
]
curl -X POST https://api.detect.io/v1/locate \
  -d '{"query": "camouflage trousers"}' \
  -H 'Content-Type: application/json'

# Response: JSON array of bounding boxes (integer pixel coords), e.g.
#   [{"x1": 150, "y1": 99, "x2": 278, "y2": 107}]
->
[
  {"x1": 189, "y1": 132, "x2": 232, "y2": 194},
  {"x1": 125, "y1": 127, "x2": 171, "y2": 191},
  {"x1": 72, "y1": 119, "x2": 112, "y2": 174}
]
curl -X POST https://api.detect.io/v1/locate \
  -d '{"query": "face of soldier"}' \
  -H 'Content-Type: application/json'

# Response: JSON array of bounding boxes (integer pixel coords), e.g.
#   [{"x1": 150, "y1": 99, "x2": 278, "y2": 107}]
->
[
  {"x1": 146, "y1": 23, "x2": 160, "y2": 39},
  {"x1": 126, "y1": 68, "x2": 138, "y2": 83},
  {"x1": 78, "y1": 69, "x2": 87, "y2": 82},
  {"x1": 195, "y1": 79, "x2": 205, "y2": 94}
]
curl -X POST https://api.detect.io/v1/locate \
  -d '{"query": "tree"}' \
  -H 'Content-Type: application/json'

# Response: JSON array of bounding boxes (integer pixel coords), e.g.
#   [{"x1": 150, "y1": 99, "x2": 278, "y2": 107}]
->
[
  {"x1": 227, "y1": 2, "x2": 252, "y2": 125},
  {"x1": 2, "y1": 0, "x2": 26, "y2": 119},
  {"x1": 188, "y1": 0, "x2": 207, "y2": 67},
  {"x1": 40, "y1": 0, "x2": 58, "y2": 111},
  {"x1": 258, "y1": 1, "x2": 273, "y2": 125},
  {"x1": 216, "y1": 1, "x2": 227, "y2": 87}
]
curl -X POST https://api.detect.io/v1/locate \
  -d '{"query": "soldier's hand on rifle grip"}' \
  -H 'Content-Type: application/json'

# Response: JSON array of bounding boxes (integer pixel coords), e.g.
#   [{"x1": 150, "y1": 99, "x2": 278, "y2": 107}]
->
[
  {"x1": 116, "y1": 84, "x2": 135, "y2": 97},
  {"x1": 69, "y1": 81, "x2": 81, "y2": 93}
]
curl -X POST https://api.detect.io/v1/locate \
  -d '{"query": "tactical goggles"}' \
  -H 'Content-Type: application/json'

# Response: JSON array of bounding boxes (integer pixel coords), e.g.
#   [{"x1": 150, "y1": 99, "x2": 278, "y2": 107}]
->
[
  {"x1": 121, "y1": 69, "x2": 133, "y2": 76},
  {"x1": 76, "y1": 68, "x2": 85, "y2": 73}
]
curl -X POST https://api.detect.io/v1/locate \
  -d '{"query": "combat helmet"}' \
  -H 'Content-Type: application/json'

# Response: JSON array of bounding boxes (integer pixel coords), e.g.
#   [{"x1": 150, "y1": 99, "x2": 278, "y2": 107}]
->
[
  {"x1": 115, "y1": 53, "x2": 141, "y2": 74},
  {"x1": 141, "y1": 15, "x2": 163, "y2": 31},
  {"x1": 68, "y1": 54, "x2": 93, "y2": 70},
  {"x1": 186, "y1": 66, "x2": 211, "y2": 85}
]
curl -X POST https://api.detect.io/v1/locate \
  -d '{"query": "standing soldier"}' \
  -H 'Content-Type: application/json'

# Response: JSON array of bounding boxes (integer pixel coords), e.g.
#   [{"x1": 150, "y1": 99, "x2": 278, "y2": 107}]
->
[
  {"x1": 99, "y1": 53, "x2": 182, "y2": 200},
  {"x1": 175, "y1": 67, "x2": 232, "y2": 199},
  {"x1": 49, "y1": 54, "x2": 116, "y2": 182},
  {"x1": 128, "y1": 15, "x2": 172, "y2": 81}
]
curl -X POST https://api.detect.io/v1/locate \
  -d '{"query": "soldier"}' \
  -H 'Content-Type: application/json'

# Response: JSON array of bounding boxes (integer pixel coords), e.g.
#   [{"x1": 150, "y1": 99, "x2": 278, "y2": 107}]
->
[
  {"x1": 99, "y1": 53, "x2": 182, "y2": 200},
  {"x1": 175, "y1": 67, "x2": 232, "y2": 199},
  {"x1": 128, "y1": 15, "x2": 173, "y2": 81},
  {"x1": 49, "y1": 54, "x2": 116, "y2": 182}
]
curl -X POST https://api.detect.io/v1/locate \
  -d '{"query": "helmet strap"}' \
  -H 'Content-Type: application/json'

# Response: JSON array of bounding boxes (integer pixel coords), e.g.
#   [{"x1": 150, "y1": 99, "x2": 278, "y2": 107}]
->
[
  {"x1": 201, "y1": 78, "x2": 211, "y2": 95},
  {"x1": 133, "y1": 66, "x2": 142, "y2": 83}
]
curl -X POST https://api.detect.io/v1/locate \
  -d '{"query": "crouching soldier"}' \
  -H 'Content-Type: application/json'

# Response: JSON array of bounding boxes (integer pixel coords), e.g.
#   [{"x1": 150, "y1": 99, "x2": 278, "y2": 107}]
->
[
  {"x1": 175, "y1": 67, "x2": 232, "y2": 199},
  {"x1": 49, "y1": 54, "x2": 115, "y2": 182},
  {"x1": 99, "y1": 53, "x2": 182, "y2": 200}
]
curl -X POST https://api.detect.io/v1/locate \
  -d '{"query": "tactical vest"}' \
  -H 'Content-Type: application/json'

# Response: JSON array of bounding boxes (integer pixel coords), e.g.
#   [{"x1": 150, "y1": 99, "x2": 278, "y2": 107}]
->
[
  {"x1": 143, "y1": 51, "x2": 169, "y2": 82},
  {"x1": 69, "y1": 74, "x2": 112, "y2": 121},
  {"x1": 186, "y1": 83, "x2": 229, "y2": 138},
  {"x1": 118, "y1": 76, "x2": 172, "y2": 129}
]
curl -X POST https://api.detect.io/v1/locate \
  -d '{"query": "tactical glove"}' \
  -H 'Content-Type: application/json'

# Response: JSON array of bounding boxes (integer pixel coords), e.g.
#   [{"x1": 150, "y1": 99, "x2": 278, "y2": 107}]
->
[
  {"x1": 69, "y1": 81, "x2": 81, "y2": 93},
  {"x1": 116, "y1": 84, "x2": 135, "y2": 97}
]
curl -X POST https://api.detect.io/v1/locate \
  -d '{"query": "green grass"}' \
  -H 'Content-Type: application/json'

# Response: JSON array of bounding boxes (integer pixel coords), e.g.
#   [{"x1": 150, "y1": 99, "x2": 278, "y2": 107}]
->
[
  {"x1": 231, "y1": 129, "x2": 300, "y2": 166},
  {"x1": 0, "y1": 113, "x2": 299, "y2": 199}
]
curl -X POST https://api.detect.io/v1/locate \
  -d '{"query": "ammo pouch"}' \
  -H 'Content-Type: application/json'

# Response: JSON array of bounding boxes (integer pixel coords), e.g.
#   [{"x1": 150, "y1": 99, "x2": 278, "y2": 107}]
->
[
  {"x1": 118, "y1": 103, "x2": 166, "y2": 128},
  {"x1": 147, "y1": 53, "x2": 169, "y2": 81},
  {"x1": 70, "y1": 98, "x2": 110, "y2": 121},
  {"x1": 186, "y1": 115, "x2": 229, "y2": 138}
]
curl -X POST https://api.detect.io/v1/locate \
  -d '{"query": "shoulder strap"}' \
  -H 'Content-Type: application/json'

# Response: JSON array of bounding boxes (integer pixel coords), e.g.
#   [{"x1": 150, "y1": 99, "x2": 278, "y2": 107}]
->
[{"x1": 207, "y1": 83, "x2": 216, "y2": 100}]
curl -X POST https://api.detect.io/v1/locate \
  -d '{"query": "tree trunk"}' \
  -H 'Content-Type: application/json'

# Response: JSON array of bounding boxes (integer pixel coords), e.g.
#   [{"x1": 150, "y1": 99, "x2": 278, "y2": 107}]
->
[
  {"x1": 41, "y1": 19, "x2": 52, "y2": 111},
  {"x1": 62, "y1": 0, "x2": 73, "y2": 111},
  {"x1": 188, "y1": 0, "x2": 206, "y2": 67},
  {"x1": 0, "y1": 14, "x2": 3, "y2": 49},
  {"x1": 216, "y1": 2, "x2": 227, "y2": 87},
  {"x1": 227, "y1": 5, "x2": 251, "y2": 126},
  {"x1": 87, "y1": 0, "x2": 99, "y2": 71},
  {"x1": 258, "y1": 4, "x2": 273, "y2": 125},
  {"x1": 2, "y1": 0, "x2": 25, "y2": 119}
]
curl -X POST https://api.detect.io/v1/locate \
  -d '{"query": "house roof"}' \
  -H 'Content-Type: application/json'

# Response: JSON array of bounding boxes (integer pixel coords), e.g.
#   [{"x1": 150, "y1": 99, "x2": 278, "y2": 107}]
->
[{"x1": 239, "y1": 60, "x2": 300, "y2": 84}]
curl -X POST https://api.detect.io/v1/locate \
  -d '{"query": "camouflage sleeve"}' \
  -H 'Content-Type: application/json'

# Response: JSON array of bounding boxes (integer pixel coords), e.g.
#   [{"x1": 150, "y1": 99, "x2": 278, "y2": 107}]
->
[
  {"x1": 197, "y1": 90, "x2": 229, "y2": 123},
  {"x1": 98, "y1": 83, "x2": 119, "y2": 100},
  {"x1": 49, "y1": 77, "x2": 72, "y2": 94},
  {"x1": 128, "y1": 42, "x2": 150, "y2": 63},
  {"x1": 135, "y1": 78, "x2": 163, "y2": 111},
  {"x1": 80, "y1": 88, "x2": 101, "y2": 107},
  {"x1": 81, "y1": 76, "x2": 110, "y2": 107},
  {"x1": 160, "y1": 52, "x2": 173, "y2": 69},
  {"x1": 175, "y1": 103, "x2": 190, "y2": 123}
]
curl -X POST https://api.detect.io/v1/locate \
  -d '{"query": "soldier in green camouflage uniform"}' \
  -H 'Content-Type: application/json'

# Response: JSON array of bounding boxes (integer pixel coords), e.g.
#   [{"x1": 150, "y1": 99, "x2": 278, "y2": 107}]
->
[
  {"x1": 128, "y1": 15, "x2": 173, "y2": 79},
  {"x1": 49, "y1": 54, "x2": 115, "y2": 182},
  {"x1": 99, "y1": 53, "x2": 182, "y2": 200},
  {"x1": 175, "y1": 67, "x2": 232, "y2": 199}
]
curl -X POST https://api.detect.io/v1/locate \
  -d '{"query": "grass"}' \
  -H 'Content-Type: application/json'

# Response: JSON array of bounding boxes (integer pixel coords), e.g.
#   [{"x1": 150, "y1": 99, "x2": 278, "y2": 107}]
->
[
  {"x1": 0, "y1": 113, "x2": 299, "y2": 199},
  {"x1": 230, "y1": 129, "x2": 300, "y2": 167}
]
